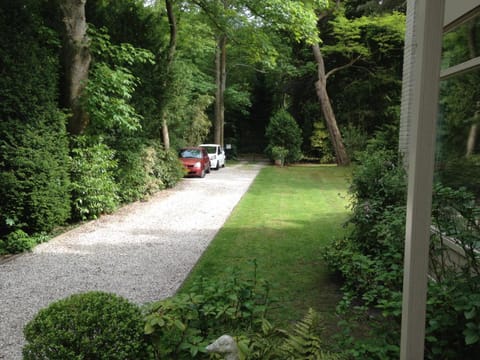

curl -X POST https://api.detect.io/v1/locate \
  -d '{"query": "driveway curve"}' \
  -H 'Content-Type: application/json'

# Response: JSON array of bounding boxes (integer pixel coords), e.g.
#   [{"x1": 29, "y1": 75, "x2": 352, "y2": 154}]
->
[{"x1": 0, "y1": 162, "x2": 263, "y2": 360}]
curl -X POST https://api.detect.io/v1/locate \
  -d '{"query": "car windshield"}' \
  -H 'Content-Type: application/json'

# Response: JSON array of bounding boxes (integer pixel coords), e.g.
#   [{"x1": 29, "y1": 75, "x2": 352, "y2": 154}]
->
[
  {"x1": 179, "y1": 149, "x2": 202, "y2": 159},
  {"x1": 202, "y1": 146, "x2": 217, "y2": 154}
]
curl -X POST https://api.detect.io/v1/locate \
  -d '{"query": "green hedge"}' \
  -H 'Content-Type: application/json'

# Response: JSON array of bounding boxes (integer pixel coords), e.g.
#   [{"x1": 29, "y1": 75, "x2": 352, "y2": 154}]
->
[{"x1": 0, "y1": 2, "x2": 70, "y2": 239}]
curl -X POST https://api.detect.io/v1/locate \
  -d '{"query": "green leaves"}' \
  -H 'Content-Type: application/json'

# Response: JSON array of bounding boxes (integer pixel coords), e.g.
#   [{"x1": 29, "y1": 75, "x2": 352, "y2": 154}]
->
[
  {"x1": 84, "y1": 26, "x2": 155, "y2": 134},
  {"x1": 143, "y1": 266, "x2": 272, "y2": 358}
]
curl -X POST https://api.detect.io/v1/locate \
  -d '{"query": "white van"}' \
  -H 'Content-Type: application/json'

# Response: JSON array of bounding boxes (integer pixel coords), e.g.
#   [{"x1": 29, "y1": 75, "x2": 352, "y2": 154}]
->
[{"x1": 199, "y1": 144, "x2": 226, "y2": 170}]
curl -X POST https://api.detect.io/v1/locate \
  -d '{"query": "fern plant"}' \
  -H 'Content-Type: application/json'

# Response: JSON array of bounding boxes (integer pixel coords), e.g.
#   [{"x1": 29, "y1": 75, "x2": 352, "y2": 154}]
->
[{"x1": 243, "y1": 309, "x2": 343, "y2": 359}]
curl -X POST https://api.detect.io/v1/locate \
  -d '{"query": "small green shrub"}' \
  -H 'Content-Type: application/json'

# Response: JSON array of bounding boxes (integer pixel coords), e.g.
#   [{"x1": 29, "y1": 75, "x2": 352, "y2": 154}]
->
[
  {"x1": 342, "y1": 123, "x2": 368, "y2": 162},
  {"x1": 70, "y1": 136, "x2": 120, "y2": 221},
  {"x1": 23, "y1": 291, "x2": 150, "y2": 360},
  {"x1": 265, "y1": 109, "x2": 303, "y2": 164},
  {"x1": 144, "y1": 266, "x2": 271, "y2": 358},
  {"x1": 0, "y1": 230, "x2": 49, "y2": 254},
  {"x1": 310, "y1": 121, "x2": 335, "y2": 164}
]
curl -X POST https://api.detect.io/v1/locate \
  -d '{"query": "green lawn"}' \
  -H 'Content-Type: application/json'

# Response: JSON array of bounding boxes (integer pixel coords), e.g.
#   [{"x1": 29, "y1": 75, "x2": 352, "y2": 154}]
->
[{"x1": 181, "y1": 164, "x2": 351, "y2": 326}]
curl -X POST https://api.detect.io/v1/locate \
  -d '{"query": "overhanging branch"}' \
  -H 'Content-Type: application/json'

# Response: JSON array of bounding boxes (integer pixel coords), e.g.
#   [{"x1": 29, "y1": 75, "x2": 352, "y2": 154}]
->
[{"x1": 325, "y1": 55, "x2": 362, "y2": 80}]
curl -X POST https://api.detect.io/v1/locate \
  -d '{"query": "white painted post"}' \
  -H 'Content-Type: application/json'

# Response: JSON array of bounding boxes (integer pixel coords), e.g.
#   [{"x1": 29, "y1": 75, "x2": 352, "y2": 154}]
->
[{"x1": 400, "y1": 1, "x2": 445, "y2": 359}]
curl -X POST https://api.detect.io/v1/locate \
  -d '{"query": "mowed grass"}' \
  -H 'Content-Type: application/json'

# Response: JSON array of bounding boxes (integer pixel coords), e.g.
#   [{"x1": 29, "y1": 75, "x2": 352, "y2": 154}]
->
[{"x1": 180, "y1": 165, "x2": 351, "y2": 325}]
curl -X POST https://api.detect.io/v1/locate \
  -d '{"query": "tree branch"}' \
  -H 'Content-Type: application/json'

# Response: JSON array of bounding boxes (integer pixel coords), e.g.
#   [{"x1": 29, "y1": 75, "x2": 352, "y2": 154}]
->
[{"x1": 325, "y1": 55, "x2": 362, "y2": 80}]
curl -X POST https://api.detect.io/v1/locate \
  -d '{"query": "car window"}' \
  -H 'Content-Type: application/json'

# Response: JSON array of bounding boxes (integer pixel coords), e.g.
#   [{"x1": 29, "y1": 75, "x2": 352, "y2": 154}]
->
[
  {"x1": 202, "y1": 146, "x2": 216, "y2": 154},
  {"x1": 179, "y1": 149, "x2": 202, "y2": 158}
]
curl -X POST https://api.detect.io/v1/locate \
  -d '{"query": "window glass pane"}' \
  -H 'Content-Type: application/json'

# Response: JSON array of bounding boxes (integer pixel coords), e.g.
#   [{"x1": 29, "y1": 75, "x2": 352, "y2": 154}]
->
[
  {"x1": 436, "y1": 68, "x2": 480, "y2": 197},
  {"x1": 441, "y1": 13, "x2": 480, "y2": 70},
  {"x1": 433, "y1": 67, "x2": 480, "y2": 262}
]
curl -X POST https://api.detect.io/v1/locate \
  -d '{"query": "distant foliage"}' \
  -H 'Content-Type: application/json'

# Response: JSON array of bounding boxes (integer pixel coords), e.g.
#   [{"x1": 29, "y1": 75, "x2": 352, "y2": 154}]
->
[
  {"x1": 265, "y1": 109, "x2": 303, "y2": 164},
  {"x1": 70, "y1": 137, "x2": 120, "y2": 221},
  {"x1": 155, "y1": 147, "x2": 185, "y2": 189},
  {"x1": 0, "y1": 2, "x2": 70, "y2": 239},
  {"x1": 310, "y1": 121, "x2": 335, "y2": 163},
  {"x1": 23, "y1": 291, "x2": 150, "y2": 360},
  {"x1": 341, "y1": 123, "x2": 368, "y2": 162},
  {"x1": 114, "y1": 139, "x2": 184, "y2": 202}
]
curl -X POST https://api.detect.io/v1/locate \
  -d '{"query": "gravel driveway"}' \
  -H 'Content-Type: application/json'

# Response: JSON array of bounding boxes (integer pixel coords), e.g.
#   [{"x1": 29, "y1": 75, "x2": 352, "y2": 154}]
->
[{"x1": 0, "y1": 162, "x2": 263, "y2": 360}]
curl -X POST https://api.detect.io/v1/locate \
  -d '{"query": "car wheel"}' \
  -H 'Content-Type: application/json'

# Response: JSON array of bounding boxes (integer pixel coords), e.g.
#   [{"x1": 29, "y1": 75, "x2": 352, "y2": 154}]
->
[
  {"x1": 200, "y1": 168, "x2": 206, "y2": 178},
  {"x1": 215, "y1": 161, "x2": 220, "y2": 170},
  {"x1": 206, "y1": 165, "x2": 210, "y2": 174}
]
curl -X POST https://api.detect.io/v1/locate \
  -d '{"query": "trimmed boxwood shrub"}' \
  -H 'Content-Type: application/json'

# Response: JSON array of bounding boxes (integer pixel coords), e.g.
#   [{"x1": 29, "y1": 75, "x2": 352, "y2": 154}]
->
[{"x1": 23, "y1": 291, "x2": 151, "y2": 360}]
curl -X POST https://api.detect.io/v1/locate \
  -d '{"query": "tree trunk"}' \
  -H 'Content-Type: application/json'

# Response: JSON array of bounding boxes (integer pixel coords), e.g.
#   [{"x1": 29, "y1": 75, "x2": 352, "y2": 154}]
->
[
  {"x1": 312, "y1": 43, "x2": 350, "y2": 165},
  {"x1": 214, "y1": 34, "x2": 227, "y2": 146},
  {"x1": 466, "y1": 23, "x2": 478, "y2": 157},
  {"x1": 466, "y1": 124, "x2": 478, "y2": 156},
  {"x1": 60, "y1": 0, "x2": 91, "y2": 135},
  {"x1": 161, "y1": 0, "x2": 177, "y2": 150}
]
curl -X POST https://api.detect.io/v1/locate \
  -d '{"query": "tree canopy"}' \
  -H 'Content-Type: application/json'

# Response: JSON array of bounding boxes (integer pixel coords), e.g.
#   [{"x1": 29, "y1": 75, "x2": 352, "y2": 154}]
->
[{"x1": 0, "y1": 0, "x2": 406, "y2": 251}]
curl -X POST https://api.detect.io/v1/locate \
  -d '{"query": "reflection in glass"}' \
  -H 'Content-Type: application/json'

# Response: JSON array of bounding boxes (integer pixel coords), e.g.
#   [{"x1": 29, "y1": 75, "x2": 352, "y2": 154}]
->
[
  {"x1": 442, "y1": 13, "x2": 480, "y2": 70},
  {"x1": 436, "y1": 68, "x2": 480, "y2": 199},
  {"x1": 433, "y1": 68, "x2": 480, "y2": 260}
]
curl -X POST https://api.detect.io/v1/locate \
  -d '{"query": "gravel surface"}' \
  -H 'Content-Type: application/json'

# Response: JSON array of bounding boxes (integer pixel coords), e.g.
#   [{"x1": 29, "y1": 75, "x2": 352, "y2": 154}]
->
[{"x1": 0, "y1": 162, "x2": 263, "y2": 360}]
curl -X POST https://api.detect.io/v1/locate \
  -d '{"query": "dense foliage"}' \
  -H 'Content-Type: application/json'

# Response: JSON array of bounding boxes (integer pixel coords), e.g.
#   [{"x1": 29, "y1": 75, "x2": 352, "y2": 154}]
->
[
  {"x1": 0, "y1": 0, "x2": 406, "y2": 253},
  {"x1": 0, "y1": 2, "x2": 70, "y2": 245},
  {"x1": 23, "y1": 291, "x2": 150, "y2": 360},
  {"x1": 323, "y1": 132, "x2": 480, "y2": 359},
  {"x1": 24, "y1": 267, "x2": 342, "y2": 359}
]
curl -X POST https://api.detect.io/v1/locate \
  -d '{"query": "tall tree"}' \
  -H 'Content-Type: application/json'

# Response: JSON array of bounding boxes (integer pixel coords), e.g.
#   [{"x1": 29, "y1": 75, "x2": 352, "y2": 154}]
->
[
  {"x1": 312, "y1": 41, "x2": 350, "y2": 165},
  {"x1": 309, "y1": 1, "x2": 404, "y2": 165},
  {"x1": 60, "y1": 0, "x2": 91, "y2": 135},
  {"x1": 160, "y1": 0, "x2": 177, "y2": 150}
]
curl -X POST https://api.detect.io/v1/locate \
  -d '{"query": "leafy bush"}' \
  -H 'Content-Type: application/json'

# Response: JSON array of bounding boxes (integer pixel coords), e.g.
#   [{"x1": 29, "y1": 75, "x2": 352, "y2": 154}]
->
[
  {"x1": 70, "y1": 137, "x2": 120, "y2": 221},
  {"x1": 154, "y1": 146, "x2": 185, "y2": 189},
  {"x1": 0, "y1": 230, "x2": 49, "y2": 255},
  {"x1": 310, "y1": 121, "x2": 335, "y2": 164},
  {"x1": 115, "y1": 142, "x2": 184, "y2": 203},
  {"x1": 341, "y1": 123, "x2": 368, "y2": 162},
  {"x1": 344, "y1": 147, "x2": 406, "y2": 256},
  {"x1": 144, "y1": 267, "x2": 271, "y2": 358},
  {"x1": 321, "y1": 144, "x2": 406, "y2": 358},
  {"x1": 265, "y1": 109, "x2": 303, "y2": 164},
  {"x1": 23, "y1": 291, "x2": 150, "y2": 360},
  {"x1": 324, "y1": 139, "x2": 480, "y2": 358}
]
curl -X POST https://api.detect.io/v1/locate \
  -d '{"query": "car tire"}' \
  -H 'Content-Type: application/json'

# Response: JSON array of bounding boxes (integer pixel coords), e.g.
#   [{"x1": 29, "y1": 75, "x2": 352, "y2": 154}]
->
[
  {"x1": 206, "y1": 165, "x2": 210, "y2": 174},
  {"x1": 200, "y1": 168, "x2": 206, "y2": 178},
  {"x1": 215, "y1": 161, "x2": 220, "y2": 170}
]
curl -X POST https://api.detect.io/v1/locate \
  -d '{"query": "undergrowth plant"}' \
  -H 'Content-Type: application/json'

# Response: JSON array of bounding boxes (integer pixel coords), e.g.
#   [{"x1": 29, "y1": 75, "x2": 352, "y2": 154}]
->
[
  {"x1": 70, "y1": 136, "x2": 120, "y2": 221},
  {"x1": 143, "y1": 265, "x2": 272, "y2": 359},
  {"x1": 323, "y1": 135, "x2": 480, "y2": 359},
  {"x1": 143, "y1": 263, "x2": 344, "y2": 359}
]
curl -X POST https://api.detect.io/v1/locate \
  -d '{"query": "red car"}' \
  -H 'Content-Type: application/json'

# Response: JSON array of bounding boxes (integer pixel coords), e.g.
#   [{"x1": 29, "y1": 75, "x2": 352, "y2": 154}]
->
[{"x1": 179, "y1": 147, "x2": 211, "y2": 178}]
